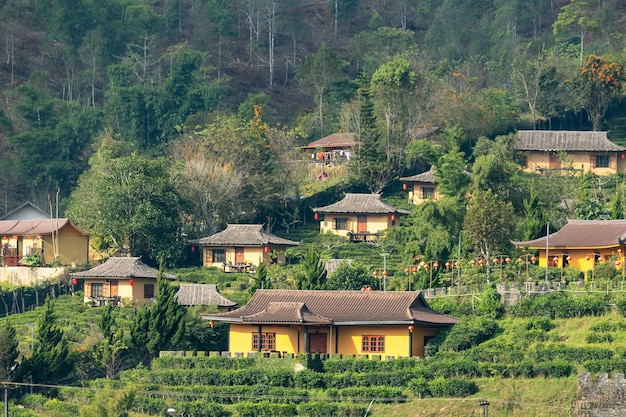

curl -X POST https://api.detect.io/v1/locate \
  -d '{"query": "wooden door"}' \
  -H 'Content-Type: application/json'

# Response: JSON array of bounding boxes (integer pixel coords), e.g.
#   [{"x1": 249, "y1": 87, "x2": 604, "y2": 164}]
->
[
  {"x1": 357, "y1": 215, "x2": 367, "y2": 232},
  {"x1": 549, "y1": 152, "x2": 561, "y2": 169},
  {"x1": 309, "y1": 333, "x2": 327, "y2": 353},
  {"x1": 110, "y1": 280, "x2": 118, "y2": 297},
  {"x1": 235, "y1": 247, "x2": 244, "y2": 263}
]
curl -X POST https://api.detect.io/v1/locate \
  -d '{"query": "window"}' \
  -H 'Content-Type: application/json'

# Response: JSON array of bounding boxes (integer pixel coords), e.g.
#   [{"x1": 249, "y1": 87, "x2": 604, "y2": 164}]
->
[
  {"x1": 335, "y1": 218, "x2": 348, "y2": 230},
  {"x1": 252, "y1": 333, "x2": 276, "y2": 351},
  {"x1": 596, "y1": 155, "x2": 610, "y2": 168},
  {"x1": 361, "y1": 335, "x2": 385, "y2": 353},
  {"x1": 144, "y1": 283, "x2": 155, "y2": 298},
  {"x1": 91, "y1": 283, "x2": 103, "y2": 298},
  {"x1": 422, "y1": 187, "x2": 435, "y2": 199},
  {"x1": 213, "y1": 249, "x2": 225, "y2": 263}
]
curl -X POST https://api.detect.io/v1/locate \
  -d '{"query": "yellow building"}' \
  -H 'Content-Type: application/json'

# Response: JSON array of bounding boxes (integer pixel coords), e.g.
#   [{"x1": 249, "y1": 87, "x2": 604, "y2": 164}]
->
[
  {"x1": 0, "y1": 201, "x2": 91, "y2": 267},
  {"x1": 71, "y1": 256, "x2": 175, "y2": 306},
  {"x1": 312, "y1": 193, "x2": 410, "y2": 242},
  {"x1": 203, "y1": 289, "x2": 458, "y2": 358},
  {"x1": 190, "y1": 224, "x2": 299, "y2": 271},
  {"x1": 514, "y1": 130, "x2": 626, "y2": 175},
  {"x1": 512, "y1": 219, "x2": 626, "y2": 281},
  {"x1": 400, "y1": 166, "x2": 441, "y2": 205}
]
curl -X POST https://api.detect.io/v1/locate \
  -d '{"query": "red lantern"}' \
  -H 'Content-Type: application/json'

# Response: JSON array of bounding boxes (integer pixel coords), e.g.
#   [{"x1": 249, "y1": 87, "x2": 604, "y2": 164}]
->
[
  {"x1": 402, "y1": 183, "x2": 407, "y2": 191},
  {"x1": 445, "y1": 261, "x2": 451, "y2": 268},
  {"x1": 493, "y1": 258, "x2": 499, "y2": 264},
  {"x1": 210, "y1": 320, "x2": 215, "y2": 328},
  {"x1": 408, "y1": 325, "x2": 415, "y2": 332},
  {"x1": 505, "y1": 257, "x2": 511, "y2": 264},
  {"x1": 531, "y1": 256, "x2": 536, "y2": 263},
  {"x1": 391, "y1": 214, "x2": 396, "y2": 222},
  {"x1": 405, "y1": 267, "x2": 410, "y2": 274},
  {"x1": 191, "y1": 245, "x2": 196, "y2": 253},
  {"x1": 314, "y1": 212, "x2": 319, "y2": 220},
  {"x1": 433, "y1": 262, "x2": 439, "y2": 269},
  {"x1": 72, "y1": 277, "x2": 78, "y2": 286},
  {"x1": 373, "y1": 271, "x2": 379, "y2": 277},
  {"x1": 382, "y1": 270, "x2": 388, "y2": 277},
  {"x1": 479, "y1": 259, "x2": 485, "y2": 266},
  {"x1": 470, "y1": 259, "x2": 476, "y2": 266},
  {"x1": 619, "y1": 248, "x2": 623, "y2": 254},
  {"x1": 585, "y1": 255, "x2": 591, "y2": 261},
  {"x1": 412, "y1": 267, "x2": 417, "y2": 273},
  {"x1": 129, "y1": 279, "x2": 134, "y2": 287},
  {"x1": 264, "y1": 246, "x2": 269, "y2": 253}
]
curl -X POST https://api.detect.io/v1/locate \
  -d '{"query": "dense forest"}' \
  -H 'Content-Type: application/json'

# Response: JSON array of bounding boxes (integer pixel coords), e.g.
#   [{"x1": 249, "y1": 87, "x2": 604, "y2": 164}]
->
[{"x1": 1, "y1": 0, "x2": 626, "y2": 266}]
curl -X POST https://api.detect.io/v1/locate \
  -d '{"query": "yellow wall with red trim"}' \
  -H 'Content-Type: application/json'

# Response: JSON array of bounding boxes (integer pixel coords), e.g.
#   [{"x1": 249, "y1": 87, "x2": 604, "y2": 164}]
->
[
  {"x1": 228, "y1": 323, "x2": 441, "y2": 358},
  {"x1": 318, "y1": 214, "x2": 394, "y2": 237}
]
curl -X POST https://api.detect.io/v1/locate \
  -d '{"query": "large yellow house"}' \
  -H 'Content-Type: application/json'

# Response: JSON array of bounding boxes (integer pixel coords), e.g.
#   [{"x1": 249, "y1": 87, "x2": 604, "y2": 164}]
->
[
  {"x1": 514, "y1": 130, "x2": 626, "y2": 175},
  {"x1": 190, "y1": 224, "x2": 299, "y2": 271},
  {"x1": 71, "y1": 256, "x2": 175, "y2": 306},
  {"x1": 203, "y1": 289, "x2": 458, "y2": 358},
  {"x1": 400, "y1": 166, "x2": 441, "y2": 205},
  {"x1": 312, "y1": 193, "x2": 410, "y2": 242},
  {"x1": 512, "y1": 219, "x2": 626, "y2": 281}
]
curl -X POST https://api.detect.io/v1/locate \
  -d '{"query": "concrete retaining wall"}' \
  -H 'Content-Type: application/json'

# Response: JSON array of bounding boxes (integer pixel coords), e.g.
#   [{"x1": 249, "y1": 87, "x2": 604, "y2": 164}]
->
[{"x1": 0, "y1": 267, "x2": 66, "y2": 285}]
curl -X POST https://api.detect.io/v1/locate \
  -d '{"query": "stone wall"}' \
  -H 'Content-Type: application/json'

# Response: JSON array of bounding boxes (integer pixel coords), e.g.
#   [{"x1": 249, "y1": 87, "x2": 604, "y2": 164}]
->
[
  {"x1": 574, "y1": 373, "x2": 626, "y2": 417},
  {"x1": 0, "y1": 266, "x2": 66, "y2": 285}
]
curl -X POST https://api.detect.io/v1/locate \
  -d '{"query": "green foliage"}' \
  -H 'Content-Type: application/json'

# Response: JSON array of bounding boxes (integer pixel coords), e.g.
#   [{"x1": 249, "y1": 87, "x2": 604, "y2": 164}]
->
[
  {"x1": 439, "y1": 317, "x2": 500, "y2": 352},
  {"x1": 297, "y1": 246, "x2": 327, "y2": 290},
  {"x1": 325, "y1": 261, "x2": 377, "y2": 290},
  {"x1": 19, "y1": 297, "x2": 72, "y2": 385},
  {"x1": 428, "y1": 377, "x2": 478, "y2": 397},
  {"x1": 477, "y1": 287, "x2": 504, "y2": 318},
  {"x1": 130, "y1": 272, "x2": 187, "y2": 360},
  {"x1": 508, "y1": 292, "x2": 610, "y2": 319},
  {"x1": 0, "y1": 321, "x2": 19, "y2": 381}
]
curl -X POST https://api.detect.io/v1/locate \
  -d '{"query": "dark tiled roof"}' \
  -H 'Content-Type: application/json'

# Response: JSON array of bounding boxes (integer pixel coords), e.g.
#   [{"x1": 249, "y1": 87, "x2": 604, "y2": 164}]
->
[
  {"x1": 204, "y1": 290, "x2": 458, "y2": 326},
  {"x1": 515, "y1": 130, "x2": 626, "y2": 152},
  {"x1": 189, "y1": 224, "x2": 299, "y2": 247},
  {"x1": 512, "y1": 219, "x2": 626, "y2": 249},
  {"x1": 300, "y1": 132, "x2": 357, "y2": 150},
  {"x1": 71, "y1": 257, "x2": 175, "y2": 279},
  {"x1": 400, "y1": 166, "x2": 437, "y2": 183},
  {"x1": 312, "y1": 194, "x2": 410, "y2": 215},
  {"x1": 176, "y1": 284, "x2": 237, "y2": 307},
  {"x1": 243, "y1": 302, "x2": 332, "y2": 324},
  {"x1": 0, "y1": 218, "x2": 88, "y2": 236}
]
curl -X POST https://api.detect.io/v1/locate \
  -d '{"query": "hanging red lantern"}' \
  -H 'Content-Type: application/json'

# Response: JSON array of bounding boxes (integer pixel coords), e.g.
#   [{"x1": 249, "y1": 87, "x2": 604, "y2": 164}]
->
[
  {"x1": 391, "y1": 214, "x2": 396, "y2": 222},
  {"x1": 505, "y1": 257, "x2": 511, "y2": 264},
  {"x1": 402, "y1": 183, "x2": 407, "y2": 191},
  {"x1": 405, "y1": 267, "x2": 410, "y2": 274},
  {"x1": 191, "y1": 245, "x2": 196, "y2": 253},
  {"x1": 493, "y1": 258, "x2": 499, "y2": 264},
  {"x1": 72, "y1": 277, "x2": 78, "y2": 286},
  {"x1": 210, "y1": 320, "x2": 215, "y2": 328},
  {"x1": 408, "y1": 325, "x2": 415, "y2": 332},
  {"x1": 412, "y1": 267, "x2": 417, "y2": 273},
  {"x1": 264, "y1": 246, "x2": 269, "y2": 253},
  {"x1": 478, "y1": 259, "x2": 485, "y2": 266},
  {"x1": 445, "y1": 261, "x2": 451, "y2": 269},
  {"x1": 372, "y1": 270, "x2": 379, "y2": 277},
  {"x1": 129, "y1": 279, "x2": 134, "y2": 286},
  {"x1": 531, "y1": 256, "x2": 537, "y2": 263},
  {"x1": 314, "y1": 212, "x2": 319, "y2": 220}
]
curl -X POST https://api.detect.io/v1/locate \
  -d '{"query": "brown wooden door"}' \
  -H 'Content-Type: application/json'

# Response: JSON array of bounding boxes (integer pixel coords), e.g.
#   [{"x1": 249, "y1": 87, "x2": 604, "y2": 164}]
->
[
  {"x1": 235, "y1": 247, "x2": 244, "y2": 263},
  {"x1": 357, "y1": 215, "x2": 367, "y2": 232},
  {"x1": 309, "y1": 333, "x2": 327, "y2": 353},
  {"x1": 549, "y1": 152, "x2": 561, "y2": 169},
  {"x1": 110, "y1": 280, "x2": 118, "y2": 297}
]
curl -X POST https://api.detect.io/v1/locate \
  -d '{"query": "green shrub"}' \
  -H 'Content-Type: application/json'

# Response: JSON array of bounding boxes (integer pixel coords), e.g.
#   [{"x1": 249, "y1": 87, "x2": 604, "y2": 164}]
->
[
  {"x1": 529, "y1": 343, "x2": 614, "y2": 362},
  {"x1": 428, "y1": 377, "x2": 478, "y2": 397},
  {"x1": 338, "y1": 386, "x2": 406, "y2": 402},
  {"x1": 439, "y1": 317, "x2": 500, "y2": 352},
  {"x1": 297, "y1": 401, "x2": 339, "y2": 417},
  {"x1": 408, "y1": 377, "x2": 430, "y2": 397},
  {"x1": 583, "y1": 359, "x2": 626, "y2": 373},
  {"x1": 294, "y1": 369, "x2": 326, "y2": 389},
  {"x1": 533, "y1": 360, "x2": 573, "y2": 377},
  {"x1": 586, "y1": 332, "x2": 614, "y2": 344},
  {"x1": 234, "y1": 401, "x2": 297, "y2": 417}
]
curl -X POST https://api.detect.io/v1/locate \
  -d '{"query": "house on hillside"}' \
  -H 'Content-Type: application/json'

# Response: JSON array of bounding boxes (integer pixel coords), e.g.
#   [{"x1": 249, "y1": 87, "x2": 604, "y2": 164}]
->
[
  {"x1": 176, "y1": 284, "x2": 237, "y2": 311},
  {"x1": 71, "y1": 256, "x2": 175, "y2": 306},
  {"x1": 0, "y1": 217, "x2": 90, "y2": 267},
  {"x1": 189, "y1": 224, "x2": 299, "y2": 272},
  {"x1": 202, "y1": 289, "x2": 458, "y2": 358},
  {"x1": 511, "y1": 219, "x2": 626, "y2": 281},
  {"x1": 312, "y1": 193, "x2": 410, "y2": 242},
  {"x1": 400, "y1": 166, "x2": 441, "y2": 205},
  {"x1": 300, "y1": 132, "x2": 357, "y2": 165},
  {"x1": 514, "y1": 130, "x2": 626, "y2": 175}
]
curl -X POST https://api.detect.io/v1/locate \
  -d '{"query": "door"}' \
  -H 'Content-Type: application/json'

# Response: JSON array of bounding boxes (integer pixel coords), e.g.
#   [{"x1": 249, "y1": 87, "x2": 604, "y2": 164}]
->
[
  {"x1": 357, "y1": 215, "x2": 367, "y2": 232},
  {"x1": 309, "y1": 333, "x2": 327, "y2": 353},
  {"x1": 110, "y1": 280, "x2": 118, "y2": 297},
  {"x1": 235, "y1": 247, "x2": 244, "y2": 264},
  {"x1": 549, "y1": 152, "x2": 561, "y2": 169}
]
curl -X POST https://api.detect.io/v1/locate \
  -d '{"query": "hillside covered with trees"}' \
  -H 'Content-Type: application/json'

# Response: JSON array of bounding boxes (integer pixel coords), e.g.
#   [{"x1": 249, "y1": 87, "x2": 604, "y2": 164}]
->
[{"x1": 1, "y1": 0, "x2": 626, "y2": 266}]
